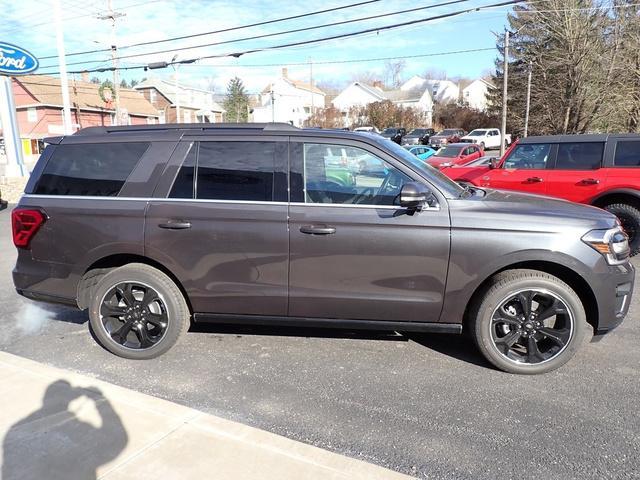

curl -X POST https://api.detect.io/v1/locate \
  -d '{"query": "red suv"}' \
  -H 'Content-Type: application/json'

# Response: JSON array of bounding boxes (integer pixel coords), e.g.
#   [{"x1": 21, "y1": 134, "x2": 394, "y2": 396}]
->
[{"x1": 442, "y1": 134, "x2": 640, "y2": 254}]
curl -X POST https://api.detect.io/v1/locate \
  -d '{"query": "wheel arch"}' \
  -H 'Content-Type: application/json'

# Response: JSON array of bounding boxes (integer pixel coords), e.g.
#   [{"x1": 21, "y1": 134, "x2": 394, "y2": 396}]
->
[
  {"x1": 591, "y1": 189, "x2": 640, "y2": 209},
  {"x1": 77, "y1": 254, "x2": 192, "y2": 313},
  {"x1": 463, "y1": 260, "x2": 599, "y2": 334}
]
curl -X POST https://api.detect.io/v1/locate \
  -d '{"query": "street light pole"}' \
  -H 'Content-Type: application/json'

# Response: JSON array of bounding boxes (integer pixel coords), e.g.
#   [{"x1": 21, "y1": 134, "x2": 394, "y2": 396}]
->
[
  {"x1": 524, "y1": 62, "x2": 532, "y2": 138},
  {"x1": 53, "y1": 0, "x2": 73, "y2": 134},
  {"x1": 500, "y1": 29, "x2": 509, "y2": 156}
]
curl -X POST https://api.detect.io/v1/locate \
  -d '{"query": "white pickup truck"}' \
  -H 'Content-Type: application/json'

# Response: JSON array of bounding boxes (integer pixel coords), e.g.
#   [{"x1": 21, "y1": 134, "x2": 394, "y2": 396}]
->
[{"x1": 460, "y1": 128, "x2": 511, "y2": 150}]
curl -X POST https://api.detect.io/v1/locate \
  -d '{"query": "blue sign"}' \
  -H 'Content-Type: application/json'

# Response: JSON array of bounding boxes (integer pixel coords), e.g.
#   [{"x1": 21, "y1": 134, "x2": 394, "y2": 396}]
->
[{"x1": 0, "y1": 42, "x2": 39, "y2": 75}]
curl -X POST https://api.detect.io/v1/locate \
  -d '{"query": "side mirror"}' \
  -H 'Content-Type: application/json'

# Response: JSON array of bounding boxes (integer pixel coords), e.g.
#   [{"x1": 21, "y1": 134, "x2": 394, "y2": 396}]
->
[
  {"x1": 400, "y1": 182, "x2": 433, "y2": 209},
  {"x1": 489, "y1": 157, "x2": 499, "y2": 169}
]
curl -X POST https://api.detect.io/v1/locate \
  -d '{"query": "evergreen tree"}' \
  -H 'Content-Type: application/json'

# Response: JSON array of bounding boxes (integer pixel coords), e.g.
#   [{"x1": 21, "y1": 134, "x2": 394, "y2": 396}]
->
[{"x1": 223, "y1": 77, "x2": 250, "y2": 122}]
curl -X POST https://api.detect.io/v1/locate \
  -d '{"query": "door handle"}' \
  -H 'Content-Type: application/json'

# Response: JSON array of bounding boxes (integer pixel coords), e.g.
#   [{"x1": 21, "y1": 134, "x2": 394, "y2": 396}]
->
[
  {"x1": 300, "y1": 225, "x2": 336, "y2": 235},
  {"x1": 158, "y1": 221, "x2": 192, "y2": 230},
  {"x1": 526, "y1": 176, "x2": 543, "y2": 183},
  {"x1": 580, "y1": 178, "x2": 600, "y2": 185}
]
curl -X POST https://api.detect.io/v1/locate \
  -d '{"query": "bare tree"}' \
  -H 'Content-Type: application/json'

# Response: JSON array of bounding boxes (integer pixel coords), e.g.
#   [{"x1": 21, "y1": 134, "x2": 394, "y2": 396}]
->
[{"x1": 384, "y1": 60, "x2": 406, "y2": 88}]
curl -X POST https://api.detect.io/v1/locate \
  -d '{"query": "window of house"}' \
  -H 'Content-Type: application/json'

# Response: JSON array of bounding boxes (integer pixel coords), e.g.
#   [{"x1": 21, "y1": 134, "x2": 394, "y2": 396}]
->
[
  {"x1": 33, "y1": 142, "x2": 149, "y2": 196},
  {"x1": 183, "y1": 110, "x2": 191, "y2": 123},
  {"x1": 149, "y1": 90, "x2": 157, "y2": 103},
  {"x1": 169, "y1": 142, "x2": 276, "y2": 202},
  {"x1": 555, "y1": 142, "x2": 604, "y2": 170},
  {"x1": 303, "y1": 143, "x2": 412, "y2": 206},
  {"x1": 614, "y1": 141, "x2": 640, "y2": 167},
  {"x1": 27, "y1": 107, "x2": 37, "y2": 123}
]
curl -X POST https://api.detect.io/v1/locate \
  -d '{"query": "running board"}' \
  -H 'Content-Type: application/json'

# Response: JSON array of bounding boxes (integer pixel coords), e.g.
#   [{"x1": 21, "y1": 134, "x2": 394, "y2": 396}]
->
[{"x1": 193, "y1": 313, "x2": 463, "y2": 334}]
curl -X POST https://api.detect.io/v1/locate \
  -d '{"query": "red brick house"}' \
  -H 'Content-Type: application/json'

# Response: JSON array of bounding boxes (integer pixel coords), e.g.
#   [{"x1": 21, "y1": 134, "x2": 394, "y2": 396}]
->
[{"x1": 10, "y1": 75, "x2": 159, "y2": 160}]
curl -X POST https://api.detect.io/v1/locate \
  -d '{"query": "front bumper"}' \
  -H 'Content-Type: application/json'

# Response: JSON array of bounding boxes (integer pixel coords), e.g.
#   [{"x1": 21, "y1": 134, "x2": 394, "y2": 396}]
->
[{"x1": 591, "y1": 261, "x2": 635, "y2": 334}]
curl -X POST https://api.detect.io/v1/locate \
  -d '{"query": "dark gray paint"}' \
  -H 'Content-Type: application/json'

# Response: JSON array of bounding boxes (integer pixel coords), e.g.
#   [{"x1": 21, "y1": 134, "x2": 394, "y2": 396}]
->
[{"x1": 12, "y1": 124, "x2": 635, "y2": 337}]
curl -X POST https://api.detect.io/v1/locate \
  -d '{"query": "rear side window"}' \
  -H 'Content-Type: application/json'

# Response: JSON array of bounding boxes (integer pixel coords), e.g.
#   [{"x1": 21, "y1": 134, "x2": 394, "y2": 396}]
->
[
  {"x1": 170, "y1": 142, "x2": 276, "y2": 201},
  {"x1": 555, "y1": 142, "x2": 603, "y2": 170},
  {"x1": 614, "y1": 141, "x2": 640, "y2": 167},
  {"x1": 33, "y1": 142, "x2": 149, "y2": 196}
]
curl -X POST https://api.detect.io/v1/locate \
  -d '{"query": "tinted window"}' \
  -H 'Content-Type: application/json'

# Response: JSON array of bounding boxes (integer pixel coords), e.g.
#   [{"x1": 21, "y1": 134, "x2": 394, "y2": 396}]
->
[
  {"x1": 304, "y1": 143, "x2": 412, "y2": 206},
  {"x1": 614, "y1": 141, "x2": 640, "y2": 167},
  {"x1": 34, "y1": 142, "x2": 148, "y2": 196},
  {"x1": 504, "y1": 144, "x2": 551, "y2": 170},
  {"x1": 197, "y1": 142, "x2": 275, "y2": 201},
  {"x1": 555, "y1": 142, "x2": 603, "y2": 170},
  {"x1": 169, "y1": 143, "x2": 196, "y2": 198}
]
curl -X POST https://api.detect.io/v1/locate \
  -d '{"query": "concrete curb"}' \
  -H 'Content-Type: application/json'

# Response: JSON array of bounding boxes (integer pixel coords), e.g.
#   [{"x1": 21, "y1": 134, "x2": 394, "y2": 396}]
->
[{"x1": 0, "y1": 351, "x2": 414, "y2": 480}]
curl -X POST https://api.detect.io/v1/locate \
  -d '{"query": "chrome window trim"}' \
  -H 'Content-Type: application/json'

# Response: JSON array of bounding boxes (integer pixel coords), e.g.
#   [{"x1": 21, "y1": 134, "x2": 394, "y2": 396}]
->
[{"x1": 21, "y1": 194, "x2": 440, "y2": 211}]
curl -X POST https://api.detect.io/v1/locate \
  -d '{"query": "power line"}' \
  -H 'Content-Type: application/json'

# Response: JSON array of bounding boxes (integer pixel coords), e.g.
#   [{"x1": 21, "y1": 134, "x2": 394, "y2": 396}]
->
[
  {"x1": 39, "y1": 0, "x2": 474, "y2": 68},
  {"x1": 36, "y1": 0, "x2": 525, "y2": 75},
  {"x1": 38, "y1": 0, "x2": 384, "y2": 61}
]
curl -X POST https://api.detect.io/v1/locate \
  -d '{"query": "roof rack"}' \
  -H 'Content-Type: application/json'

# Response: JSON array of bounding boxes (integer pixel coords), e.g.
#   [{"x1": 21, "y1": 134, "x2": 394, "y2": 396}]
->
[{"x1": 73, "y1": 122, "x2": 300, "y2": 136}]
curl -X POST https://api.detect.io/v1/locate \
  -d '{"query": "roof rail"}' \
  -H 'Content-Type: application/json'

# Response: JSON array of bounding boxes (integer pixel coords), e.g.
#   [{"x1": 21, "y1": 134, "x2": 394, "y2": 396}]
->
[{"x1": 73, "y1": 123, "x2": 300, "y2": 136}]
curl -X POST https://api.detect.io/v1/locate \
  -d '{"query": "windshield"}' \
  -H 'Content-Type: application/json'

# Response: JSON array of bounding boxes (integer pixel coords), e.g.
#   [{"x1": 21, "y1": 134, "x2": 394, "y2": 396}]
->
[
  {"x1": 434, "y1": 146, "x2": 461, "y2": 158},
  {"x1": 468, "y1": 129, "x2": 487, "y2": 136},
  {"x1": 383, "y1": 140, "x2": 464, "y2": 197},
  {"x1": 408, "y1": 129, "x2": 425, "y2": 135},
  {"x1": 381, "y1": 128, "x2": 397, "y2": 135},
  {"x1": 438, "y1": 129, "x2": 458, "y2": 136}
]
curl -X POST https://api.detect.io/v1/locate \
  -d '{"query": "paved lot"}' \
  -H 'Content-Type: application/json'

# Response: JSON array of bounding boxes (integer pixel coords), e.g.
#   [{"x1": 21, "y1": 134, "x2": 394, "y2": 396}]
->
[{"x1": 1, "y1": 207, "x2": 639, "y2": 479}]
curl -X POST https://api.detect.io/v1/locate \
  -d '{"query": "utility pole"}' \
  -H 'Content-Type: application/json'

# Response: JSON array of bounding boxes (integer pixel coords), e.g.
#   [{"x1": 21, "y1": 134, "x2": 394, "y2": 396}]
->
[
  {"x1": 170, "y1": 55, "x2": 181, "y2": 123},
  {"x1": 99, "y1": 0, "x2": 125, "y2": 125},
  {"x1": 270, "y1": 89, "x2": 275, "y2": 123},
  {"x1": 309, "y1": 58, "x2": 314, "y2": 116},
  {"x1": 53, "y1": 0, "x2": 73, "y2": 134},
  {"x1": 524, "y1": 61, "x2": 532, "y2": 138},
  {"x1": 500, "y1": 29, "x2": 509, "y2": 156}
]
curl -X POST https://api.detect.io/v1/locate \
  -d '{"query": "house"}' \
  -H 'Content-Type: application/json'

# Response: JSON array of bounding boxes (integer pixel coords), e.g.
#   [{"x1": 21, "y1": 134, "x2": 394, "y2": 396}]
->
[
  {"x1": 9, "y1": 74, "x2": 159, "y2": 163},
  {"x1": 252, "y1": 68, "x2": 325, "y2": 127},
  {"x1": 400, "y1": 76, "x2": 460, "y2": 104},
  {"x1": 331, "y1": 81, "x2": 434, "y2": 127},
  {"x1": 134, "y1": 77, "x2": 224, "y2": 124},
  {"x1": 462, "y1": 78, "x2": 495, "y2": 112}
]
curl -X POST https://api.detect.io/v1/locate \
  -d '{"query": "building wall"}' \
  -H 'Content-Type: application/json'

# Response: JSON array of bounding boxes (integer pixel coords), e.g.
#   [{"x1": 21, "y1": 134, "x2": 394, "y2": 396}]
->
[
  {"x1": 255, "y1": 78, "x2": 324, "y2": 127},
  {"x1": 463, "y1": 80, "x2": 491, "y2": 111},
  {"x1": 332, "y1": 84, "x2": 381, "y2": 113}
]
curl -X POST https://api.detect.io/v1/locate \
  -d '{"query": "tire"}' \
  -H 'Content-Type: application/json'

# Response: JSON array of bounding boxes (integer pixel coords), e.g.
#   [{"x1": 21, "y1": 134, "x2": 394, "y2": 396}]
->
[
  {"x1": 468, "y1": 269, "x2": 586, "y2": 374},
  {"x1": 88, "y1": 263, "x2": 190, "y2": 359},
  {"x1": 603, "y1": 203, "x2": 640, "y2": 256},
  {"x1": 480, "y1": 142, "x2": 485, "y2": 150}
]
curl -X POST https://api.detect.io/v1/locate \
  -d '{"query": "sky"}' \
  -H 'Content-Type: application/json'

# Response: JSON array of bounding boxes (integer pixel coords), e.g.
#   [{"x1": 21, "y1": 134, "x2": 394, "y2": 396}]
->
[{"x1": 2, "y1": 0, "x2": 512, "y2": 94}]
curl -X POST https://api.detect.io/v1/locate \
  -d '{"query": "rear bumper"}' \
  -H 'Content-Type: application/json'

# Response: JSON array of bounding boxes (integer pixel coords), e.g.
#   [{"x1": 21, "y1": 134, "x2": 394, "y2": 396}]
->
[{"x1": 13, "y1": 251, "x2": 79, "y2": 306}]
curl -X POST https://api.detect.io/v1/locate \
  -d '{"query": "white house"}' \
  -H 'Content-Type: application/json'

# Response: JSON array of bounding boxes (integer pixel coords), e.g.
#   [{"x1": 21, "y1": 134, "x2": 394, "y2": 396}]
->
[
  {"x1": 252, "y1": 68, "x2": 325, "y2": 127},
  {"x1": 331, "y1": 81, "x2": 434, "y2": 126},
  {"x1": 400, "y1": 76, "x2": 460, "y2": 104},
  {"x1": 462, "y1": 78, "x2": 495, "y2": 112}
]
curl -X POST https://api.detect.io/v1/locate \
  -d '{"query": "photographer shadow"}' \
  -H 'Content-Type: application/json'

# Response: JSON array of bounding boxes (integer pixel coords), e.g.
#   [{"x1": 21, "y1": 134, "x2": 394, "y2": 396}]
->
[{"x1": 2, "y1": 380, "x2": 128, "y2": 480}]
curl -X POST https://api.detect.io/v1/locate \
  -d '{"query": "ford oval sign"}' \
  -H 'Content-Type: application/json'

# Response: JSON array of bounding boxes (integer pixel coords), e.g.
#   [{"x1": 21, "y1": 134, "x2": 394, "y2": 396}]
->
[{"x1": 0, "y1": 42, "x2": 39, "y2": 75}]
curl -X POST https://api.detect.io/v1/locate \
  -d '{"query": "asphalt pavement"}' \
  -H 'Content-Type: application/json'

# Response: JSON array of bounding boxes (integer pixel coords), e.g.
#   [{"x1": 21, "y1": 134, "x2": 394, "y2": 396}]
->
[{"x1": 1, "y1": 206, "x2": 639, "y2": 479}]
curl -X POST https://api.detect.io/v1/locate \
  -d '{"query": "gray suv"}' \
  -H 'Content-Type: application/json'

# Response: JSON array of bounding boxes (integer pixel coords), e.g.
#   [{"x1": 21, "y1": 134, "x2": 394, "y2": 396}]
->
[{"x1": 11, "y1": 124, "x2": 634, "y2": 374}]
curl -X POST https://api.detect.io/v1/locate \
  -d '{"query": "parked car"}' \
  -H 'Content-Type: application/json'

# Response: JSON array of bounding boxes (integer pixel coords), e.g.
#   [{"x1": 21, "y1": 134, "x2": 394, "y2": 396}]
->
[
  {"x1": 404, "y1": 145, "x2": 437, "y2": 161},
  {"x1": 353, "y1": 126, "x2": 380, "y2": 134},
  {"x1": 429, "y1": 128, "x2": 466, "y2": 148},
  {"x1": 441, "y1": 134, "x2": 640, "y2": 254},
  {"x1": 427, "y1": 143, "x2": 483, "y2": 169},
  {"x1": 0, "y1": 187, "x2": 7, "y2": 211},
  {"x1": 12, "y1": 124, "x2": 634, "y2": 374},
  {"x1": 401, "y1": 128, "x2": 436, "y2": 146},
  {"x1": 460, "y1": 128, "x2": 511, "y2": 150},
  {"x1": 380, "y1": 127, "x2": 406, "y2": 144}
]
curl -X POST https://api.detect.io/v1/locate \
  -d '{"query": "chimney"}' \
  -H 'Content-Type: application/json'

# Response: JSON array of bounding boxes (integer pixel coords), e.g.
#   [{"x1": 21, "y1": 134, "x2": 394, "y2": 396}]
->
[
  {"x1": 81, "y1": 71, "x2": 89, "y2": 83},
  {"x1": 281, "y1": 67, "x2": 288, "y2": 79}
]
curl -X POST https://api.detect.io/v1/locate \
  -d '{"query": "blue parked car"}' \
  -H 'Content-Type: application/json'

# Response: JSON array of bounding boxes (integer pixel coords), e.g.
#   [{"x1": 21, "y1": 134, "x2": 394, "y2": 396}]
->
[{"x1": 403, "y1": 145, "x2": 437, "y2": 161}]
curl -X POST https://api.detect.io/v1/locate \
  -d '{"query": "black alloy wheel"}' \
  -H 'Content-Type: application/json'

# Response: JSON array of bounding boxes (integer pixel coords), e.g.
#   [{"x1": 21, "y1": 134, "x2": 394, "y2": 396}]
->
[
  {"x1": 490, "y1": 289, "x2": 573, "y2": 365},
  {"x1": 100, "y1": 282, "x2": 169, "y2": 350}
]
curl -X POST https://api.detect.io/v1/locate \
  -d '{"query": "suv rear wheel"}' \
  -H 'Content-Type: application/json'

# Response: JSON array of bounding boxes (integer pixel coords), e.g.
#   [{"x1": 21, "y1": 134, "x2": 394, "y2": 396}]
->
[
  {"x1": 603, "y1": 203, "x2": 640, "y2": 256},
  {"x1": 469, "y1": 269, "x2": 586, "y2": 374},
  {"x1": 88, "y1": 263, "x2": 190, "y2": 359}
]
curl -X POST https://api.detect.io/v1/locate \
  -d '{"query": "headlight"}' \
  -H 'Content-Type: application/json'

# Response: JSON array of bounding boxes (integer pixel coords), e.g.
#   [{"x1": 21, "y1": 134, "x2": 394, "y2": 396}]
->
[
  {"x1": 582, "y1": 226, "x2": 630, "y2": 265},
  {"x1": 439, "y1": 162, "x2": 453, "y2": 168}
]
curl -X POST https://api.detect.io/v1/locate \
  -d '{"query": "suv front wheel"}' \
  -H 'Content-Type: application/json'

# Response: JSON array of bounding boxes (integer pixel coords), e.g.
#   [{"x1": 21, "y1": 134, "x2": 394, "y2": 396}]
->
[
  {"x1": 469, "y1": 269, "x2": 586, "y2": 374},
  {"x1": 88, "y1": 263, "x2": 190, "y2": 359}
]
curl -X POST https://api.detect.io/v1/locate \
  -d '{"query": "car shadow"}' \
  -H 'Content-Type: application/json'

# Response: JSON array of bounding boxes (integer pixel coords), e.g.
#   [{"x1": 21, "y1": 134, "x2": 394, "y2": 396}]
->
[{"x1": 404, "y1": 332, "x2": 495, "y2": 369}]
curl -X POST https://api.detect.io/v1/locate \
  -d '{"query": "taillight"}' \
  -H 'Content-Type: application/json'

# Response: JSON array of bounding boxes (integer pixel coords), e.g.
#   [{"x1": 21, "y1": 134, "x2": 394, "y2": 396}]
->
[{"x1": 12, "y1": 209, "x2": 46, "y2": 249}]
